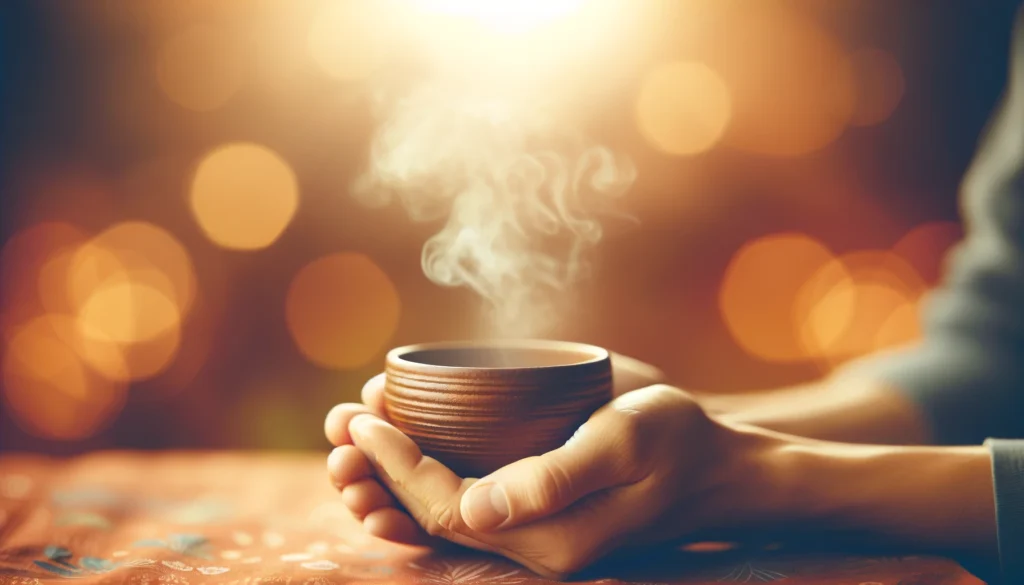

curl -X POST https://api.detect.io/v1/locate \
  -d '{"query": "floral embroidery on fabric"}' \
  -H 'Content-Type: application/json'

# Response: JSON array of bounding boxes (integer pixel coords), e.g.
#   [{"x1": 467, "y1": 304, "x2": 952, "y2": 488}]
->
[
  {"x1": 134, "y1": 534, "x2": 212, "y2": 559},
  {"x1": 411, "y1": 561, "x2": 526, "y2": 585},
  {"x1": 715, "y1": 563, "x2": 787, "y2": 582},
  {"x1": 299, "y1": 560, "x2": 338, "y2": 571},
  {"x1": 33, "y1": 545, "x2": 120, "y2": 577},
  {"x1": 162, "y1": 560, "x2": 194, "y2": 572},
  {"x1": 0, "y1": 454, "x2": 981, "y2": 584}
]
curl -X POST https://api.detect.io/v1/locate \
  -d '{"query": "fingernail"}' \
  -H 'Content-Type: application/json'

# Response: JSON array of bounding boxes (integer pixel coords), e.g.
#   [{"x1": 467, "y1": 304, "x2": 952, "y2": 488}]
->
[{"x1": 463, "y1": 482, "x2": 509, "y2": 530}]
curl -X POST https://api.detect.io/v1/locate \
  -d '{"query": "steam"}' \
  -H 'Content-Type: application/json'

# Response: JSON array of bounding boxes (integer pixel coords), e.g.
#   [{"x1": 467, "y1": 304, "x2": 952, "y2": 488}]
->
[{"x1": 354, "y1": 83, "x2": 635, "y2": 338}]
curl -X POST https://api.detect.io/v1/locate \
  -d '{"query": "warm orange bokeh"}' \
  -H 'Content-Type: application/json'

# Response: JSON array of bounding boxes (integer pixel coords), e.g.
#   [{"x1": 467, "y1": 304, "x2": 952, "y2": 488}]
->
[
  {"x1": 2, "y1": 316, "x2": 128, "y2": 440},
  {"x1": 892, "y1": 221, "x2": 964, "y2": 286},
  {"x1": 719, "y1": 233, "x2": 842, "y2": 362},
  {"x1": 798, "y1": 250, "x2": 925, "y2": 365},
  {"x1": 286, "y1": 253, "x2": 401, "y2": 370},
  {"x1": 156, "y1": 23, "x2": 246, "y2": 112},
  {"x1": 635, "y1": 61, "x2": 732, "y2": 157},
  {"x1": 712, "y1": 3, "x2": 855, "y2": 156},
  {"x1": 189, "y1": 142, "x2": 300, "y2": 251},
  {"x1": 307, "y1": 0, "x2": 393, "y2": 81},
  {"x1": 875, "y1": 299, "x2": 923, "y2": 351},
  {"x1": 2, "y1": 220, "x2": 195, "y2": 391},
  {"x1": 849, "y1": 48, "x2": 906, "y2": 127},
  {"x1": 1, "y1": 222, "x2": 88, "y2": 340},
  {"x1": 77, "y1": 280, "x2": 179, "y2": 344},
  {"x1": 69, "y1": 221, "x2": 197, "y2": 316}
]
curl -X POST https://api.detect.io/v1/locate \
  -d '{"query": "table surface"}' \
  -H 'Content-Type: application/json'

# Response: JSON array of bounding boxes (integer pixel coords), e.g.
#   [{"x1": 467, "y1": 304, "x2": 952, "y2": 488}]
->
[{"x1": 0, "y1": 452, "x2": 986, "y2": 585}]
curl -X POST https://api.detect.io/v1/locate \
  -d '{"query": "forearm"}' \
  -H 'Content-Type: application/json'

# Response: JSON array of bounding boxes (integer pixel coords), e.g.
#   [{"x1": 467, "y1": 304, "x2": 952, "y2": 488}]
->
[
  {"x1": 757, "y1": 434, "x2": 998, "y2": 558},
  {"x1": 699, "y1": 376, "x2": 932, "y2": 445}
]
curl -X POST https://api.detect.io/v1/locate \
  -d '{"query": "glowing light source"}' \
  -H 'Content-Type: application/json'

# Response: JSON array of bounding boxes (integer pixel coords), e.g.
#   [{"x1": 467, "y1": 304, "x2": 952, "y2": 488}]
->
[
  {"x1": 157, "y1": 24, "x2": 245, "y2": 112},
  {"x1": 635, "y1": 61, "x2": 732, "y2": 156},
  {"x1": 409, "y1": 0, "x2": 588, "y2": 33},
  {"x1": 190, "y1": 142, "x2": 300, "y2": 250},
  {"x1": 719, "y1": 233, "x2": 841, "y2": 362},
  {"x1": 2, "y1": 316, "x2": 127, "y2": 440},
  {"x1": 308, "y1": 0, "x2": 394, "y2": 80},
  {"x1": 286, "y1": 253, "x2": 401, "y2": 369},
  {"x1": 849, "y1": 48, "x2": 905, "y2": 127}
]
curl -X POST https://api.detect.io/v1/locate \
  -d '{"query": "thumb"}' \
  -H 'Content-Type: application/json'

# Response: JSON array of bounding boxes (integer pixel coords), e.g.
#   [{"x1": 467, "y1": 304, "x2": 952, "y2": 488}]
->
[{"x1": 459, "y1": 406, "x2": 639, "y2": 532}]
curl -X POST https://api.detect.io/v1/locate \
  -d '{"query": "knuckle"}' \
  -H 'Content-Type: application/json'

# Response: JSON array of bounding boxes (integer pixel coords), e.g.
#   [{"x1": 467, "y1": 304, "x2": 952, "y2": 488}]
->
[
  {"x1": 609, "y1": 408, "x2": 646, "y2": 459},
  {"x1": 532, "y1": 458, "x2": 576, "y2": 510},
  {"x1": 428, "y1": 502, "x2": 458, "y2": 536}
]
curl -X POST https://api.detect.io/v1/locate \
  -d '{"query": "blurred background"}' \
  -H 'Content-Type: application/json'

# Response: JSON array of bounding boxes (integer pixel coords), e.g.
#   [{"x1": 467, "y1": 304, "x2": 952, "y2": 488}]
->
[{"x1": 0, "y1": 0, "x2": 1018, "y2": 454}]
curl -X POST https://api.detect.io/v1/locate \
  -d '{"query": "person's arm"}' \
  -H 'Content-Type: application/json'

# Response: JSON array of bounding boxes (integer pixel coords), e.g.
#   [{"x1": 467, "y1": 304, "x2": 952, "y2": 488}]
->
[
  {"x1": 701, "y1": 2, "x2": 1024, "y2": 450},
  {"x1": 767, "y1": 433, "x2": 997, "y2": 558},
  {"x1": 698, "y1": 378, "x2": 932, "y2": 445}
]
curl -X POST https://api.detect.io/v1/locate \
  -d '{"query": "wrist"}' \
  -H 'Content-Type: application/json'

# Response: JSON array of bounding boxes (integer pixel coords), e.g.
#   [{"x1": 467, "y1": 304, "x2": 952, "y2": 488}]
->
[{"x1": 766, "y1": 438, "x2": 997, "y2": 557}]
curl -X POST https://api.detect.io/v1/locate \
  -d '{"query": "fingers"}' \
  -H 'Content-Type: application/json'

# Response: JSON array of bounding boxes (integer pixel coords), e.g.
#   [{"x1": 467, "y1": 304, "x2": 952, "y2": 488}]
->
[
  {"x1": 341, "y1": 478, "x2": 395, "y2": 518},
  {"x1": 325, "y1": 404, "x2": 377, "y2": 446},
  {"x1": 364, "y1": 508, "x2": 429, "y2": 545},
  {"x1": 361, "y1": 373, "x2": 387, "y2": 416},
  {"x1": 327, "y1": 445, "x2": 373, "y2": 487},
  {"x1": 323, "y1": 374, "x2": 387, "y2": 446},
  {"x1": 345, "y1": 414, "x2": 643, "y2": 579},
  {"x1": 348, "y1": 414, "x2": 467, "y2": 536},
  {"x1": 459, "y1": 402, "x2": 641, "y2": 532}
]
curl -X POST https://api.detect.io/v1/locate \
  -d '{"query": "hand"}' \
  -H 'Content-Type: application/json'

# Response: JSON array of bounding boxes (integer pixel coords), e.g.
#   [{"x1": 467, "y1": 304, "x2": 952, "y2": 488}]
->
[
  {"x1": 327, "y1": 384, "x2": 782, "y2": 578},
  {"x1": 322, "y1": 352, "x2": 668, "y2": 547}
]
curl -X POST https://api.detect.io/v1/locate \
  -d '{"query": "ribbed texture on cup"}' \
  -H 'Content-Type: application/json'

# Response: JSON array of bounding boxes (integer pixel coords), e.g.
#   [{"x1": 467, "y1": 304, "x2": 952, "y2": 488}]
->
[{"x1": 384, "y1": 343, "x2": 612, "y2": 478}]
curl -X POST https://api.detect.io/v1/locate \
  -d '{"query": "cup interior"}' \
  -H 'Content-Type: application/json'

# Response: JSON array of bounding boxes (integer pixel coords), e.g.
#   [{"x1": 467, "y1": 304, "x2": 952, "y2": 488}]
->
[{"x1": 395, "y1": 343, "x2": 604, "y2": 369}]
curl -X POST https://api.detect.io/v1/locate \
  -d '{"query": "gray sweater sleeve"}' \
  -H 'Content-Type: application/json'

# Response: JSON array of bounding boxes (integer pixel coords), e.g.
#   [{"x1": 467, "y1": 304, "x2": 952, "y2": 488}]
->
[
  {"x1": 847, "y1": 9, "x2": 1024, "y2": 445},
  {"x1": 838, "y1": 7, "x2": 1024, "y2": 581},
  {"x1": 987, "y1": 440, "x2": 1024, "y2": 583}
]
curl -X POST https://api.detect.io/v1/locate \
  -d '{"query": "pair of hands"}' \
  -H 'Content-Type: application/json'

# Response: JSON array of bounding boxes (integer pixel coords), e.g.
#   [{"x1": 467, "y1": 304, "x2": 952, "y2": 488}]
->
[{"x1": 323, "y1": 354, "x2": 781, "y2": 578}]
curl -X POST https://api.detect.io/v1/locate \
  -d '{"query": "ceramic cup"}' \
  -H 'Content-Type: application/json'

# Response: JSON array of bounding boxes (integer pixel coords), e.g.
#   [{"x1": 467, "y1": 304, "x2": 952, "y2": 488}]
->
[{"x1": 383, "y1": 339, "x2": 613, "y2": 477}]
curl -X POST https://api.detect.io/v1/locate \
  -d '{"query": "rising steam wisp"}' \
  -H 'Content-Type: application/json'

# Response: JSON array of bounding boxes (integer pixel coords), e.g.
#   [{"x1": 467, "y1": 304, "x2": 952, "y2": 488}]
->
[{"x1": 354, "y1": 84, "x2": 635, "y2": 338}]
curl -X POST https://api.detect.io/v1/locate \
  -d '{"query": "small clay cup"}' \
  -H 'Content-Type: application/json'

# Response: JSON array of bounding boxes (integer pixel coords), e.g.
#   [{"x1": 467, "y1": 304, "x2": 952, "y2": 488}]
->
[{"x1": 383, "y1": 340, "x2": 612, "y2": 478}]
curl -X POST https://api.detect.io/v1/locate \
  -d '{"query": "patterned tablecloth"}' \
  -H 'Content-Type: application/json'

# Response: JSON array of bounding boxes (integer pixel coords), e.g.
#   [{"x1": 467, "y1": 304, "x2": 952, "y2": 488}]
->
[{"x1": 0, "y1": 452, "x2": 985, "y2": 585}]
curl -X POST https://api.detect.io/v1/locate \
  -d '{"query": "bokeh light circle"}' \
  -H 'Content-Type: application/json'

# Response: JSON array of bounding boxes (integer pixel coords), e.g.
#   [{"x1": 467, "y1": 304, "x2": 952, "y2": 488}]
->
[
  {"x1": 157, "y1": 23, "x2": 246, "y2": 112},
  {"x1": 874, "y1": 299, "x2": 922, "y2": 351},
  {"x1": 892, "y1": 221, "x2": 963, "y2": 286},
  {"x1": 715, "y1": 4, "x2": 856, "y2": 156},
  {"x1": 719, "y1": 233, "x2": 842, "y2": 362},
  {"x1": 797, "y1": 250, "x2": 926, "y2": 364},
  {"x1": 189, "y1": 142, "x2": 300, "y2": 250},
  {"x1": 68, "y1": 221, "x2": 197, "y2": 316},
  {"x1": 2, "y1": 316, "x2": 127, "y2": 440},
  {"x1": 636, "y1": 61, "x2": 732, "y2": 156},
  {"x1": 286, "y1": 253, "x2": 401, "y2": 369},
  {"x1": 849, "y1": 48, "x2": 906, "y2": 127},
  {"x1": 1, "y1": 222, "x2": 88, "y2": 339},
  {"x1": 77, "y1": 279, "x2": 180, "y2": 344}
]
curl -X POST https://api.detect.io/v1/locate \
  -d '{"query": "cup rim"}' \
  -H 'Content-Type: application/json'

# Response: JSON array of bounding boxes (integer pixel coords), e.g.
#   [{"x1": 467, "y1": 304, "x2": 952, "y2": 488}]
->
[{"x1": 386, "y1": 339, "x2": 610, "y2": 373}]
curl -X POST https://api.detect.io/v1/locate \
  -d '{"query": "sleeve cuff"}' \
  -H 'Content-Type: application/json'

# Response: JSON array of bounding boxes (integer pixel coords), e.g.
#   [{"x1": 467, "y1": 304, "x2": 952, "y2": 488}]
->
[
  {"x1": 986, "y1": 438, "x2": 1024, "y2": 584},
  {"x1": 836, "y1": 341, "x2": 1024, "y2": 445}
]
